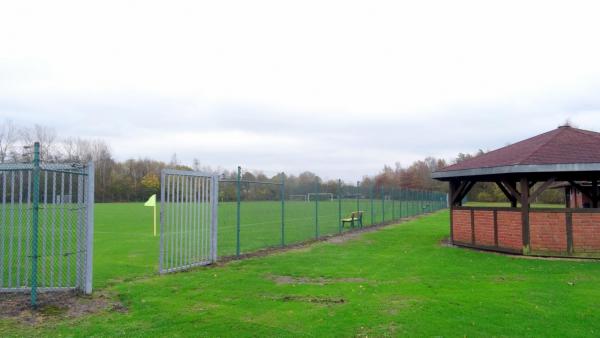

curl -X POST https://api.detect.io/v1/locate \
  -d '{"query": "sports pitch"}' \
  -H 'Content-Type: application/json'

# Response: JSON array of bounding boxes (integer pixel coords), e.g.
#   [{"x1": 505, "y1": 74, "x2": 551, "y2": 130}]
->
[{"x1": 2, "y1": 204, "x2": 600, "y2": 337}]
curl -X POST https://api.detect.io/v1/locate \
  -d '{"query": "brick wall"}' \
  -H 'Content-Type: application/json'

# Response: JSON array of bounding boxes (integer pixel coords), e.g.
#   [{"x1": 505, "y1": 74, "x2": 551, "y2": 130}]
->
[
  {"x1": 473, "y1": 210, "x2": 495, "y2": 246},
  {"x1": 572, "y1": 213, "x2": 600, "y2": 253},
  {"x1": 452, "y1": 209, "x2": 472, "y2": 244},
  {"x1": 529, "y1": 212, "x2": 567, "y2": 253},
  {"x1": 497, "y1": 211, "x2": 522, "y2": 251}
]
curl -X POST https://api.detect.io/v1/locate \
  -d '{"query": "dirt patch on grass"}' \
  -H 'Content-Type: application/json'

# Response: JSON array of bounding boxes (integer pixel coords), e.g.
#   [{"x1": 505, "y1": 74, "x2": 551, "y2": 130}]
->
[
  {"x1": 492, "y1": 275, "x2": 527, "y2": 283},
  {"x1": 0, "y1": 291, "x2": 125, "y2": 325},
  {"x1": 269, "y1": 275, "x2": 367, "y2": 285},
  {"x1": 279, "y1": 295, "x2": 346, "y2": 305},
  {"x1": 384, "y1": 295, "x2": 422, "y2": 315}
]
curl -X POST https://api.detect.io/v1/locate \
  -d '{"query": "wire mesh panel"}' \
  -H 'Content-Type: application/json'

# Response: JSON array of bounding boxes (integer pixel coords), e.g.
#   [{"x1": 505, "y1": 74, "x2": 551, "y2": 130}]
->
[
  {"x1": 0, "y1": 161, "x2": 94, "y2": 297},
  {"x1": 159, "y1": 169, "x2": 218, "y2": 274}
]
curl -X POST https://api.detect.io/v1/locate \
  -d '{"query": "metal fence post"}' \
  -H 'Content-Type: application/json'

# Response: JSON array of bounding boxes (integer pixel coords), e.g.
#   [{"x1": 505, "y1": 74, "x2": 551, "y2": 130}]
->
[
  {"x1": 236, "y1": 166, "x2": 241, "y2": 257},
  {"x1": 338, "y1": 179, "x2": 342, "y2": 233},
  {"x1": 281, "y1": 173, "x2": 285, "y2": 247},
  {"x1": 381, "y1": 186, "x2": 385, "y2": 222},
  {"x1": 391, "y1": 187, "x2": 395, "y2": 220},
  {"x1": 315, "y1": 178, "x2": 319, "y2": 239},
  {"x1": 370, "y1": 185, "x2": 374, "y2": 225},
  {"x1": 210, "y1": 174, "x2": 219, "y2": 262},
  {"x1": 399, "y1": 188, "x2": 403, "y2": 219},
  {"x1": 30, "y1": 142, "x2": 40, "y2": 307},
  {"x1": 159, "y1": 169, "x2": 165, "y2": 274},
  {"x1": 85, "y1": 161, "x2": 95, "y2": 294},
  {"x1": 356, "y1": 181, "x2": 360, "y2": 213}
]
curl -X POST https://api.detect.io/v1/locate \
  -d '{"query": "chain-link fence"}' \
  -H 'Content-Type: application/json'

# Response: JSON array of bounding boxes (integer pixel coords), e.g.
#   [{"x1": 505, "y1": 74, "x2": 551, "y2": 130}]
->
[
  {"x1": 218, "y1": 167, "x2": 448, "y2": 258},
  {"x1": 0, "y1": 143, "x2": 94, "y2": 307}
]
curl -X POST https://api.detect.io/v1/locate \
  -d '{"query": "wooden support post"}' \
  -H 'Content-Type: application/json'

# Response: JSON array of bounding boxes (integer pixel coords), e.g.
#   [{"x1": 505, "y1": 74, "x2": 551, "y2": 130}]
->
[
  {"x1": 449, "y1": 180, "x2": 457, "y2": 242},
  {"x1": 508, "y1": 182, "x2": 518, "y2": 207},
  {"x1": 566, "y1": 212, "x2": 573, "y2": 254},
  {"x1": 520, "y1": 177, "x2": 530, "y2": 254},
  {"x1": 593, "y1": 179, "x2": 598, "y2": 208},
  {"x1": 568, "y1": 180, "x2": 593, "y2": 200}
]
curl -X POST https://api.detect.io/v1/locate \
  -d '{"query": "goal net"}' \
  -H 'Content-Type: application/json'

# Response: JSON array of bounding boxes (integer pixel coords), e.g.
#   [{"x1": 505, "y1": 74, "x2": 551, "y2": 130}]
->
[
  {"x1": 289, "y1": 194, "x2": 308, "y2": 202},
  {"x1": 307, "y1": 193, "x2": 334, "y2": 201}
]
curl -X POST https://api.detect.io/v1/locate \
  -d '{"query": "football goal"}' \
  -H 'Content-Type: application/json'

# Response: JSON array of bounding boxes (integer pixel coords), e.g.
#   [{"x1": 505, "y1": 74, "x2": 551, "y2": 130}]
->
[
  {"x1": 289, "y1": 194, "x2": 308, "y2": 202},
  {"x1": 307, "y1": 193, "x2": 334, "y2": 201}
]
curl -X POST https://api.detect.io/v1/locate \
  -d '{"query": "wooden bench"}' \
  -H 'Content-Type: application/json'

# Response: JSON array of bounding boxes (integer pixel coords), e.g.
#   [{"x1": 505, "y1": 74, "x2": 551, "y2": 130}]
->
[{"x1": 342, "y1": 211, "x2": 363, "y2": 228}]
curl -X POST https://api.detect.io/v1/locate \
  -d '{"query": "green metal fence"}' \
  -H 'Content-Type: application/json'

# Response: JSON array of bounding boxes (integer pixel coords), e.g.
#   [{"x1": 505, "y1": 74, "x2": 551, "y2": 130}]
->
[{"x1": 218, "y1": 167, "x2": 448, "y2": 258}]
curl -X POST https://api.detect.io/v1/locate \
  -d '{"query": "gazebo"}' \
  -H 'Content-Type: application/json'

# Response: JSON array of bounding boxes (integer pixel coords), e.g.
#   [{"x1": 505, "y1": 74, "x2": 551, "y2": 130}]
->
[{"x1": 432, "y1": 125, "x2": 600, "y2": 258}]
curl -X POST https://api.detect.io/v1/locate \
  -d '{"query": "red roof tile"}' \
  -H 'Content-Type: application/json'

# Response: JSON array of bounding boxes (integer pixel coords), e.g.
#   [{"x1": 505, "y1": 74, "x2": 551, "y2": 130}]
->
[{"x1": 438, "y1": 126, "x2": 600, "y2": 172}]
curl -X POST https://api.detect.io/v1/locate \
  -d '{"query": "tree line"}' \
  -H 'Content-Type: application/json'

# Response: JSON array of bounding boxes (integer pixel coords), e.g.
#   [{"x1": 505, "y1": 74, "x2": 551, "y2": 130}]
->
[{"x1": 0, "y1": 120, "x2": 563, "y2": 204}]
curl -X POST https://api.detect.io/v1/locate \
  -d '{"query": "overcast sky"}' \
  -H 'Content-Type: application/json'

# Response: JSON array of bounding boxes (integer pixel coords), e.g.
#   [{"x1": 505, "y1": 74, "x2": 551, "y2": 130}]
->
[{"x1": 2, "y1": 1, "x2": 600, "y2": 181}]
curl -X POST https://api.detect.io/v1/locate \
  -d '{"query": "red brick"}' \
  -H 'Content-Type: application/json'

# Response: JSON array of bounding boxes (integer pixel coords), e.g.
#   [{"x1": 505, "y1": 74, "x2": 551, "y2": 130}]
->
[
  {"x1": 573, "y1": 213, "x2": 600, "y2": 254},
  {"x1": 497, "y1": 211, "x2": 522, "y2": 251},
  {"x1": 452, "y1": 210, "x2": 472, "y2": 244},
  {"x1": 474, "y1": 210, "x2": 495, "y2": 246}
]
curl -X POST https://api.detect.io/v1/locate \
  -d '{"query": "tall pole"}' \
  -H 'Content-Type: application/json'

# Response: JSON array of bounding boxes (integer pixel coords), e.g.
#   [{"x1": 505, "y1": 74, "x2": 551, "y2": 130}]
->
[
  {"x1": 356, "y1": 181, "x2": 360, "y2": 212},
  {"x1": 381, "y1": 186, "x2": 385, "y2": 222},
  {"x1": 370, "y1": 185, "x2": 374, "y2": 225},
  {"x1": 391, "y1": 187, "x2": 395, "y2": 220},
  {"x1": 236, "y1": 166, "x2": 241, "y2": 257},
  {"x1": 31, "y1": 142, "x2": 40, "y2": 307},
  {"x1": 315, "y1": 178, "x2": 319, "y2": 238},
  {"x1": 338, "y1": 179, "x2": 342, "y2": 233},
  {"x1": 281, "y1": 173, "x2": 285, "y2": 247}
]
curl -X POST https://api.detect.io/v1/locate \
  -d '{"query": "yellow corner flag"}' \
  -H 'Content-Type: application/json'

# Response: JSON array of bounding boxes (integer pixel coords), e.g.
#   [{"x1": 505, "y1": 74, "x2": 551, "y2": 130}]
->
[{"x1": 144, "y1": 194, "x2": 157, "y2": 236}]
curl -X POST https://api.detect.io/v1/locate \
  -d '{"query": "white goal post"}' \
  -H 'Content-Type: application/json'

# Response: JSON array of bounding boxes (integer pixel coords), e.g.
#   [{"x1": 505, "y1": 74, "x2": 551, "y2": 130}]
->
[
  {"x1": 307, "y1": 193, "x2": 334, "y2": 201},
  {"x1": 289, "y1": 194, "x2": 308, "y2": 202}
]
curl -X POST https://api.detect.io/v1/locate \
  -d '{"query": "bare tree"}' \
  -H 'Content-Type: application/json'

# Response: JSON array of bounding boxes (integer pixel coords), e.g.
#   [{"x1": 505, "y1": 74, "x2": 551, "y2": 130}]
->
[
  {"x1": 20, "y1": 124, "x2": 58, "y2": 161},
  {"x1": 0, "y1": 119, "x2": 18, "y2": 163}
]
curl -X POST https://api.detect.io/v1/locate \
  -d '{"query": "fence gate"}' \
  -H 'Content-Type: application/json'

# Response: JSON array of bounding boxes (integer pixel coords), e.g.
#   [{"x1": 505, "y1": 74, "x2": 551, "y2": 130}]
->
[
  {"x1": 159, "y1": 169, "x2": 218, "y2": 274},
  {"x1": 0, "y1": 143, "x2": 94, "y2": 306}
]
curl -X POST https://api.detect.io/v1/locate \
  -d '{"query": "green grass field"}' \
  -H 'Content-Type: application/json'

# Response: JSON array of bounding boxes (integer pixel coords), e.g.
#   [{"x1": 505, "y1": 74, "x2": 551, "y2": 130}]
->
[
  {"x1": 3, "y1": 204, "x2": 600, "y2": 337},
  {"x1": 94, "y1": 199, "x2": 438, "y2": 288},
  {"x1": 1, "y1": 199, "x2": 441, "y2": 290}
]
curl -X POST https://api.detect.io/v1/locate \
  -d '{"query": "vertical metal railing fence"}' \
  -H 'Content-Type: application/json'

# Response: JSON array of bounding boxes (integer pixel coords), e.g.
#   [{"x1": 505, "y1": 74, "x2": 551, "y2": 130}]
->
[{"x1": 159, "y1": 169, "x2": 218, "y2": 274}]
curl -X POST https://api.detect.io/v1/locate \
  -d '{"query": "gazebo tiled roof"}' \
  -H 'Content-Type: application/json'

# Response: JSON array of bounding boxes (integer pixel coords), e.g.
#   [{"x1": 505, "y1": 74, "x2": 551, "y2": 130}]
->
[{"x1": 432, "y1": 126, "x2": 600, "y2": 179}]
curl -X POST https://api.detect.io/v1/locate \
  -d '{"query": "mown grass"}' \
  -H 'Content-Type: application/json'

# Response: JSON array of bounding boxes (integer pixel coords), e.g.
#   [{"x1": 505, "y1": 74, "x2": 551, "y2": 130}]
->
[
  {"x1": 89, "y1": 200, "x2": 438, "y2": 289},
  {"x1": 2, "y1": 209, "x2": 600, "y2": 337}
]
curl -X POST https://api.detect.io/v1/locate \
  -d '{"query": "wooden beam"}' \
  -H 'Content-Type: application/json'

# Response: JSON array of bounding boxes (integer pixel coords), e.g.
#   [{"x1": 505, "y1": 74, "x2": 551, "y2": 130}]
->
[
  {"x1": 451, "y1": 181, "x2": 467, "y2": 206},
  {"x1": 520, "y1": 177, "x2": 530, "y2": 254},
  {"x1": 457, "y1": 181, "x2": 475, "y2": 204},
  {"x1": 451, "y1": 180, "x2": 475, "y2": 206},
  {"x1": 501, "y1": 180, "x2": 521, "y2": 201},
  {"x1": 593, "y1": 179, "x2": 599, "y2": 208},
  {"x1": 449, "y1": 181, "x2": 456, "y2": 242},
  {"x1": 528, "y1": 180, "x2": 537, "y2": 189},
  {"x1": 495, "y1": 181, "x2": 517, "y2": 206},
  {"x1": 528, "y1": 177, "x2": 556, "y2": 204}
]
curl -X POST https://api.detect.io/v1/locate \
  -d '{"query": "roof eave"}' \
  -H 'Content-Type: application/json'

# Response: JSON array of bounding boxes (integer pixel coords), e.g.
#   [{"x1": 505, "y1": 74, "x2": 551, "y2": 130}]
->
[{"x1": 432, "y1": 163, "x2": 600, "y2": 180}]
